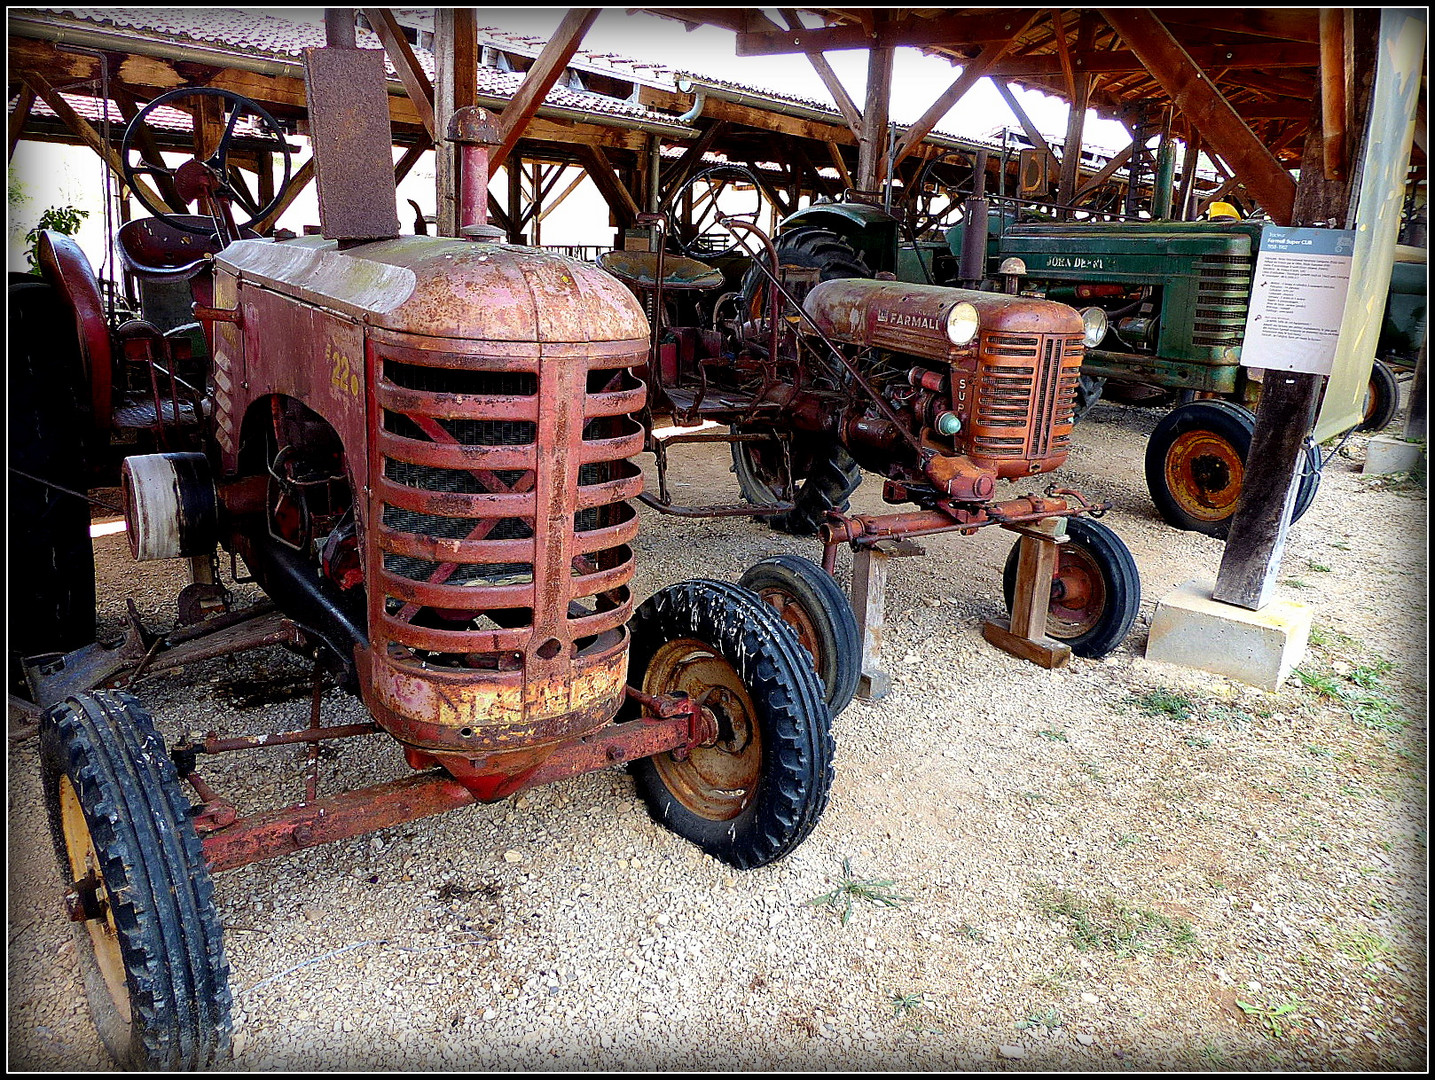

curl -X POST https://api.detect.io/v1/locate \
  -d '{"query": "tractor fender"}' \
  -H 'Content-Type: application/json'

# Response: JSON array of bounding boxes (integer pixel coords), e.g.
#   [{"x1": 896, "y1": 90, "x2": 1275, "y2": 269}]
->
[{"x1": 778, "y1": 203, "x2": 899, "y2": 274}]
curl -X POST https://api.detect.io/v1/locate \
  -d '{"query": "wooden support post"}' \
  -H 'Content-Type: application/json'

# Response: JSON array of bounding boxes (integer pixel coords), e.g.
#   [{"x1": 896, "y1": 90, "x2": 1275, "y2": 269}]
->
[
  {"x1": 982, "y1": 519, "x2": 1072, "y2": 669},
  {"x1": 850, "y1": 539, "x2": 924, "y2": 700},
  {"x1": 434, "y1": 8, "x2": 477, "y2": 236},
  {"x1": 507, "y1": 152, "x2": 523, "y2": 244},
  {"x1": 856, "y1": 36, "x2": 894, "y2": 193},
  {"x1": 1057, "y1": 74, "x2": 1091, "y2": 213},
  {"x1": 8, "y1": 84, "x2": 35, "y2": 159},
  {"x1": 1212, "y1": 11, "x2": 1378, "y2": 610},
  {"x1": 363, "y1": 7, "x2": 437, "y2": 143}
]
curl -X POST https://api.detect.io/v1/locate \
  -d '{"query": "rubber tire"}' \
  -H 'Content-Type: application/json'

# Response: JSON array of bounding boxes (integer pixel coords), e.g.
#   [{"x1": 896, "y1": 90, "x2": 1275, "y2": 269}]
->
[
  {"x1": 38, "y1": 691, "x2": 232, "y2": 1069},
  {"x1": 1002, "y1": 517, "x2": 1141, "y2": 660},
  {"x1": 731, "y1": 433, "x2": 863, "y2": 537},
  {"x1": 1291, "y1": 437, "x2": 1323, "y2": 524},
  {"x1": 1144, "y1": 400, "x2": 1256, "y2": 538},
  {"x1": 628, "y1": 580, "x2": 835, "y2": 870},
  {"x1": 8, "y1": 279, "x2": 96, "y2": 665},
  {"x1": 739, "y1": 555, "x2": 861, "y2": 716},
  {"x1": 1357, "y1": 358, "x2": 1400, "y2": 432},
  {"x1": 1073, "y1": 374, "x2": 1107, "y2": 423}
]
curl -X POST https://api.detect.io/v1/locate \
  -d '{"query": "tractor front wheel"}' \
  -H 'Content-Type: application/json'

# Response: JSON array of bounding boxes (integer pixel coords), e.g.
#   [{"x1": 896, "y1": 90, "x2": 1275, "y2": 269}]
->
[
  {"x1": 1358, "y1": 358, "x2": 1400, "y2": 432},
  {"x1": 39, "y1": 691, "x2": 232, "y2": 1070},
  {"x1": 1144, "y1": 400, "x2": 1319, "y2": 538},
  {"x1": 628, "y1": 580, "x2": 834, "y2": 869},
  {"x1": 739, "y1": 555, "x2": 860, "y2": 716},
  {"x1": 1002, "y1": 517, "x2": 1141, "y2": 660}
]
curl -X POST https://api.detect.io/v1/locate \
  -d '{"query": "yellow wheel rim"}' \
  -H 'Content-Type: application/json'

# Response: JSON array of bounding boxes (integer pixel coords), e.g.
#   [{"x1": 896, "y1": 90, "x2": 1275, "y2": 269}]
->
[
  {"x1": 1165, "y1": 430, "x2": 1245, "y2": 522},
  {"x1": 59, "y1": 776, "x2": 130, "y2": 1025}
]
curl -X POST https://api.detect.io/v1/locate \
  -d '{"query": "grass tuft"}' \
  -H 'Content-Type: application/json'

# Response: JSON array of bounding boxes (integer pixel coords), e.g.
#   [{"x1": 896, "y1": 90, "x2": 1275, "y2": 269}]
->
[{"x1": 807, "y1": 858, "x2": 911, "y2": 925}]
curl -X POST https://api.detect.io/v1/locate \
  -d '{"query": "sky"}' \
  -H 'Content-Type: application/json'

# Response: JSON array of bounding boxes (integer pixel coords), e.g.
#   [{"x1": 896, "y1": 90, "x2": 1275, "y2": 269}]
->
[{"x1": 8, "y1": 6, "x2": 1132, "y2": 268}]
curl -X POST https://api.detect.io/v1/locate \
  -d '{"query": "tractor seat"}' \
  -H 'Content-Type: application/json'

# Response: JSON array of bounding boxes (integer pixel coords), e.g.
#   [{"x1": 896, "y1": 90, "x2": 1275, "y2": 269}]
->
[
  {"x1": 597, "y1": 249, "x2": 725, "y2": 291},
  {"x1": 117, "y1": 215, "x2": 260, "y2": 283}
]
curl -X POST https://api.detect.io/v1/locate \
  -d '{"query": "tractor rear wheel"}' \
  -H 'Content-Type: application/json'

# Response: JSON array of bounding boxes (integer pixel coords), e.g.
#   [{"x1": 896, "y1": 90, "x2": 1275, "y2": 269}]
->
[
  {"x1": 39, "y1": 691, "x2": 232, "y2": 1069},
  {"x1": 731, "y1": 432, "x2": 862, "y2": 537},
  {"x1": 1144, "y1": 400, "x2": 1319, "y2": 538},
  {"x1": 628, "y1": 580, "x2": 834, "y2": 870},
  {"x1": 739, "y1": 555, "x2": 860, "y2": 716},
  {"x1": 1002, "y1": 517, "x2": 1141, "y2": 660},
  {"x1": 8, "y1": 279, "x2": 96, "y2": 674}
]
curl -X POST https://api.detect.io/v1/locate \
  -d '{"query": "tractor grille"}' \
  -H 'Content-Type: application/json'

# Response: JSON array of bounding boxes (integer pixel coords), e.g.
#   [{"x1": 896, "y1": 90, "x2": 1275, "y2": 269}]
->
[
  {"x1": 371, "y1": 340, "x2": 645, "y2": 675},
  {"x1": 1192, "y1": 254, "x2": 1254, "y2": 350},
  {"x1": 968, "y1": 331, "x2": 1083, "y2": 474}
]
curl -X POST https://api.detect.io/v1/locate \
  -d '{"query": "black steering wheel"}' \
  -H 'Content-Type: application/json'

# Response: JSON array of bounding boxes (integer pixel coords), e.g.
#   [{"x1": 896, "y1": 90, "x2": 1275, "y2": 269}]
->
[
  {"x1": 121, "y1": 87, "x2": 293, "y2": 236},
  {"x1": 664, "y1": 164, "x2": 765, "y2": 260}
]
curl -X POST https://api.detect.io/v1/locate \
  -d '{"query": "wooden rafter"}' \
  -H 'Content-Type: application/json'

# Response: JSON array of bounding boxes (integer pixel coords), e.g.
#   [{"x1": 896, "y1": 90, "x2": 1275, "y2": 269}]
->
[
  {"x1": 362, "y1": 7, "x2": 436, "y2": 143},
  {"x1": 578, "y1": 143, "x2": 639, "y2": 226},
  {"x1": 778, "y1": 9, "x2": 863, "y2": 138},
  {"x1": 253, "y1": 156, "x2": 315, "y2": 232},
  {"x1": 735, "y1": 10, "x2": 1052, "y2": 55},
  {"x1": 658, "y1": 121, "x2": 726, "y2": 202},
  {"x1": 20, "y1": 71, "x2": 168, "y2": 211},
  {"x1": 1099, "y1": 8, "x2": 1296, "y2": 224},
  {"x1": 111, "y1": 81, "x2": 187, "y2": 212},
  {"x1": 488, "y1": 9, "x2": 600, "y2": 174},
  {"x1": 8, "y1": 84, "x2": 36, "y2": 159},
  {"x1": 993, "y1": 80, "x2": 1058, "y2": 178},
  {"x1": 891, "y1": 10, "x2": 1043, "y2": 169}
]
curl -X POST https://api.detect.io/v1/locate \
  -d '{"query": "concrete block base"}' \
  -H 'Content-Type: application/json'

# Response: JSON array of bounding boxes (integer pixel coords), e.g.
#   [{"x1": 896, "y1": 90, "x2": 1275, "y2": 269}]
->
[
  {"x1": 1364, "y1": 434, "x2": 1426, "y2": 476},
  {"x1": 1145, "y1": 579, "x2": 1313, "y2": 691}
]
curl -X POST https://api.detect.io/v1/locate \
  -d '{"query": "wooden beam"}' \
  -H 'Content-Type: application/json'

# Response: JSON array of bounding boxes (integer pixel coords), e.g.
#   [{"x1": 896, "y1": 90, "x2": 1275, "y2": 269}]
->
[
  {"x1": 1175, "y1": 131, "x2": 1202, "y2": 219},
  {"x1": 778, "y1": 9, "x2": 863, "y2": 138},
  {"x1": 827, "y1": 141, "x2": 854, "y2": 189},
  {"x1": 1073, "y1": 139, "x2": 1135, "y2": 202},
  {"x1": 993, "y1": 80, "x2": 1059, "y2": 178},
  {"x1": 8, "y1": 84, "x2": 35, "y2": 158},
  {"x1": 1050, "y1": 9, "x2": 1076, "y2": 101},
  {"x1": 1099, "y1": 8, "x2": 1297, "y2": 224},
  {"x1": 579, "y1": 143, "x2": 639, "y2": 226},
  {"x1": 434, "y1": 8, "x2": 477, "y2": 235},
  {"x1": 739, "y1": 157, "x2": 794, "y2": 218},
  {"x1": 393, "y1": 141, "x2": 426, "y2": 184},
  {"x1": 991, "y1": 42, "x2": 1320, "y2": 78},
  {"x1": 537, "y1": 167, "x2": 588, "y2": 223},
  {"x1": 658, "y1": 121, "x2": 726, "y2": 202},
  {"x1": 736, "y1": 10, "x2": 1052, "y2": 55},
  {"x1": 488, "y1": 9, "x2": 600, "y2": 174},
  {"x1": 253, "y1": 156, "x2": 315, "y2": 232},
  {"x1": 1319, "y1": 8, "x2": 1349, "y2": 180},
  {"x1": 111, "y1": 81, "x2": 187, "y2": 212},
  {"x1": 362, "y1": 7, "x2": 436, "y2": 143},
  {"x1": 856, "y1": 32, "x2": 894, "y2": 191},
  {"x1": 20, "y1": 72, "x2": 167, "y2": 211},
  {"x1": 891, "y1": 11, "x2": 1042, "y2": 169},
  {"x1": 1155, "y1": 10, "x2": 1321, "y2": 44}
]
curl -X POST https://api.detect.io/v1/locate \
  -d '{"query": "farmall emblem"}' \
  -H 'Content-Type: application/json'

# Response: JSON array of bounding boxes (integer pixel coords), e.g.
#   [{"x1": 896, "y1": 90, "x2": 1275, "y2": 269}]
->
[{"x1": 875, "y1": 308, "x2": 940, "y2": 331}]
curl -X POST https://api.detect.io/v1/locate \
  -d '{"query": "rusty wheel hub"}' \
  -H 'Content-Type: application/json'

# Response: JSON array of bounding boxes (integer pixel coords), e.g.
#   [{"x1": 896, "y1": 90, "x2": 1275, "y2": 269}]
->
[
  {"x1": 1165, "y1": 430, "x2": 1244, "y2": 522},
  {"x1": 1048, "y1": 545, "x2": 1105, "y2": 639},
  {"x1": 643, "y1": 638, "x2": 762, "y2": 821}
]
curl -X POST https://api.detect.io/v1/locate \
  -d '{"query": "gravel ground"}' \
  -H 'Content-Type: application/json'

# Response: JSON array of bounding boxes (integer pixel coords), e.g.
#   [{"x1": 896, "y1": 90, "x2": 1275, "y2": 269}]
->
[{"x1": 8, "y1": 397, "x2": 1427, "y2": 1071}]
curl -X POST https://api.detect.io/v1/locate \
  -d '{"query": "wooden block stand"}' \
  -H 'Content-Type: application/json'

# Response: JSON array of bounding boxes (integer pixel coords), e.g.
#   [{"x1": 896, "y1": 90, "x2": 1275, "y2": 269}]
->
[{"x1": 981, "y1": 517, "x2": 1071, "y2": 669}]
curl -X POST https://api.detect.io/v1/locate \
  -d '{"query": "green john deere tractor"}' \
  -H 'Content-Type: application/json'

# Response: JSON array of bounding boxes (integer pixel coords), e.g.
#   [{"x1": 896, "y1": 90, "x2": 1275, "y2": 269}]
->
[{"x1": 764, "y1": 195, "x2": 1418, "y2": 539}]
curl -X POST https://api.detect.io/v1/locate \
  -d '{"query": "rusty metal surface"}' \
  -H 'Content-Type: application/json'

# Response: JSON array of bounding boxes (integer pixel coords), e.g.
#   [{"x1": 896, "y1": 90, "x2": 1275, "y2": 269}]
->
[
  {"x1": 598, "y1": 250, "x2": 727, "y2": 290},
  {"x1": 36, "y1": 230, "x2": 113, "y2": 427},
  {"x1": 363, "y1": 323, "x2": 646, "y2": 753},
  {"x1": 301, "y1": 45, "x2": 400, "y2": 241},
  {"x1": 201, "y1": 770, "x2": 477, "y2": 873}
]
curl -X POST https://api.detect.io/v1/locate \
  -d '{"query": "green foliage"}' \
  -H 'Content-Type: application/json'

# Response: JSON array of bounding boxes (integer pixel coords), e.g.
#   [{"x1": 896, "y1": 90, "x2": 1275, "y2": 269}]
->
[
  {"x1": 1033, "y1": 886, "x2": 1197, "y2": 957},
  {"x1": 807, "y1": 857, "x2": 911, "y2": 925},
  {"x1": 1236, "y1": 996, "x2": 1303, "y2": 1038},
  {"x1": 1130, "y1": 688, "x2": 1195, "y2": 723},
  {"x1": 24, "y1": 204, "x2": 89, "y2": 273}
]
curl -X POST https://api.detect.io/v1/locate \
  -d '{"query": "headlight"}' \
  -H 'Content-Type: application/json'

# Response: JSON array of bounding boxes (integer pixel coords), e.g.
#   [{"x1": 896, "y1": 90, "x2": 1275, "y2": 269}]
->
[
  {"x1": 946, "y1": 302, "x2": 979, "y2": 346},
  {"x1": 1079, "y1": 306, "x2": 1108, "y2": 347}
]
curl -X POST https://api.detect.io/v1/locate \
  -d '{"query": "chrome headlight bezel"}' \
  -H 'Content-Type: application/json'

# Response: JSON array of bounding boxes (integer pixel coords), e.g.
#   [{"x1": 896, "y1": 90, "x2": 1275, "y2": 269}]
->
[
  {"x1": 1079, "y1": 306, "x2": 1109, "y2": 348},
  {"x1": 945, "y1": 302, "x2": 980, "y2": 346}
]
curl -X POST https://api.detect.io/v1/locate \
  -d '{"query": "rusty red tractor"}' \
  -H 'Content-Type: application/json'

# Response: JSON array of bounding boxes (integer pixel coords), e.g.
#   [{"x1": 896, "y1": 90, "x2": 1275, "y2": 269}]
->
[
  {"x1": 597, "y1": 165, "x2": 1141, "y2": 686},
  {"x1": 13, "y1": 62, "x2": 836, "y2": 1069}
]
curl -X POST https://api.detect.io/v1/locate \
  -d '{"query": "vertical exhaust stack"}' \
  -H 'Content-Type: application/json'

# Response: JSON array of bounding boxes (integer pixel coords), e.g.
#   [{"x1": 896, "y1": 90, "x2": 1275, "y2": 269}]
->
[{"x1": 302, "y1": 8, "x2": 401, "y2": 244}]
